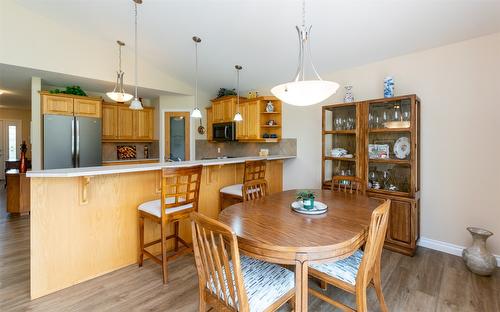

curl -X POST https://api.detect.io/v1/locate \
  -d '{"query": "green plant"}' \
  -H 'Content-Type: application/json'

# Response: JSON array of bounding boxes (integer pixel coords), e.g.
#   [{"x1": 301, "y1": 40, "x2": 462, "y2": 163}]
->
[
  {"x1": 296, "y1": 190, "x2": 315, "y2": 200},
  {"x1": 49, "y1": 85, "x2": 87, "y2": 96},
  {"x1": 216, "y1": 88, "x2": 237, "y2": 98}
]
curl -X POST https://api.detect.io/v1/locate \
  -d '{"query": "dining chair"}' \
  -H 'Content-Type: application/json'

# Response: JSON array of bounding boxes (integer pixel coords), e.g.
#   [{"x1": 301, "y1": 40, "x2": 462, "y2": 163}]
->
[
  {"x1": 190, "y1": 212, "x2": 295, "y2": 312},
  {"x1": 308, "y1": 199, "x2": 391, "y2": 312},
  {"x1": 242, "y1": 179, "x2": 268, "y2": 201},
  {"x1": 219, "y1": 160, "x2": 267, "y2": 210},
  {"x1": 331, "y1": 176, "x2": 366, "y2": 194},
  {"x1": 138, "y1": 165, "x2": 203, "y2": 284}
]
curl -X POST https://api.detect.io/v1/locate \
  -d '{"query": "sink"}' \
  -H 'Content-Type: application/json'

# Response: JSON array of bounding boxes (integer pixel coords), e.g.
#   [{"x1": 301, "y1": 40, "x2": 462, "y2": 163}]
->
[{"x1": 201, "y1": 156, "x2": 236, "y2": 160}]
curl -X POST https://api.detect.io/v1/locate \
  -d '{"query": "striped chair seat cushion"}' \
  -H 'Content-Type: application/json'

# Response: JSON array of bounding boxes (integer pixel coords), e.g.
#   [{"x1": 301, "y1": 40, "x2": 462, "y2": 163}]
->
[
  {"x1": 208, "y1": 255, "x2": 294, "y2": 312},
  {"x1": 219, "y1": 184, "x2": 262, "y2": 197},
  {"x1": 309, "y1": 249, "x2": 364, "y2": 285}
]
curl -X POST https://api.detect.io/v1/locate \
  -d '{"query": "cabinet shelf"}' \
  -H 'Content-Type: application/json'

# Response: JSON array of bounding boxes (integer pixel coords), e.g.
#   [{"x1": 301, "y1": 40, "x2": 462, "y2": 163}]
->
[
  {"x1": 367, "y1": 188, "x2": 410, "y2": 197},
  {"x1": 368, "y1": 158, "x2": 411, "y2": 165},
  {"x1": 260, "y1": 112, "x2": 281, "y2": 114},
  {"x1": 368, "y1": 127, "x2": 411, "y2": 133},
  {"x1": 323, "y1": 130, "x2": 356, "y2": 135},
  {"x1": 324, "y1": 156, "x2": 356, "y2": 162},
  {"x1": 261, "y1": 125, "x2": 281, "y2": 128}
]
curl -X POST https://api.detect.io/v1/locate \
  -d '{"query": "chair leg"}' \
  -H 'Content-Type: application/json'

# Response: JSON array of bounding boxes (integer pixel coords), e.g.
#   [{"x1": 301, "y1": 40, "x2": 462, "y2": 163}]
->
[
  {"x1": 198, "y1": 288, "x2": 207, "y2": 312},
  {"x1": 138, "y1": 216, "x2": 144, "y2": 267},
  {"x1": 161, "y1": 222, "x2": 168, "y2": 284},
  {"x1": 355, "y1": 285, "x2": 368, "y2": 312},
  {"x1": 373, "y1": 266, "x2": 388, "y2": 312},
  {"x1": 174, "y1": 221, "x2": 179, "y2": 252},
  {"x1": 219, "y1": 192, "x2": 224, "y2": 211},
  {"x1": 320, "y1": 280, "x2": 328, "y2": 291}
]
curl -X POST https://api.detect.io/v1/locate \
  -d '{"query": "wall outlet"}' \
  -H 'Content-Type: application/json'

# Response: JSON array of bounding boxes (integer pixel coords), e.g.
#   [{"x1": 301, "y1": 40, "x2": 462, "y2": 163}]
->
[{"x1": 217, "y1": 147, "x2": 221, "y2": 154}]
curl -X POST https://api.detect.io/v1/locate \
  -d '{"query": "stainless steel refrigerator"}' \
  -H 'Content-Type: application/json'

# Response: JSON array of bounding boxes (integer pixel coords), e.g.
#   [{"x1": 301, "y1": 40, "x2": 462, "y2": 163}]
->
[{"x1": 44, "y1": 115, "x2": 102, "y2": 169}]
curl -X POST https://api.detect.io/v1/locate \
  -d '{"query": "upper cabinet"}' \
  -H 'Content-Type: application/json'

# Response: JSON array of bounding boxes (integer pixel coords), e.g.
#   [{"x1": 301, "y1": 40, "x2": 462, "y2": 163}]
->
[
  {"x1": 207, "y1": 96, "x2": 282, "y2": 142},
  {"x1": 41, "y1": 92, "x2": 102, "y2": 118},
  {"x1": 103, "y1": 102, "x2": 155, "y2": 142}
]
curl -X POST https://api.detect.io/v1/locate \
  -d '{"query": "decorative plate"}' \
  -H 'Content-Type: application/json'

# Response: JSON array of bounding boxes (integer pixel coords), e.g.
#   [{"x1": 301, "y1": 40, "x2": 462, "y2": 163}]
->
[
  {"x1": 394, "y1": 137, "x2": 410, "y2": 159},
  {"x1": 291, "y1": 201, "x2": 328, "y2": 215}
]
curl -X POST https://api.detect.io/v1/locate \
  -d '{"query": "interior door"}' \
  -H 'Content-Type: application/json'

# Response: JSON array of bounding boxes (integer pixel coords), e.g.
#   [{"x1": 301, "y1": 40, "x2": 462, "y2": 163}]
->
[
  {"x1": 0, "y1": 120, "x2": 4, "y2": 180},
  {"x1": 164, "y1": 112, "x2": 190, "y2": 161}
]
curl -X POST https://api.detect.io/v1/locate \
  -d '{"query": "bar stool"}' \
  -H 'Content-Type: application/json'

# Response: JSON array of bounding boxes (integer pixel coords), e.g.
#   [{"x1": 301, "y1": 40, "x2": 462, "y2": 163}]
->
[
  {"x1": 219, "y1": 160, "x2": 267, "y2": 210},
  {"x1": 138, "y1": 165, "x2": 203, "y2": 284}
]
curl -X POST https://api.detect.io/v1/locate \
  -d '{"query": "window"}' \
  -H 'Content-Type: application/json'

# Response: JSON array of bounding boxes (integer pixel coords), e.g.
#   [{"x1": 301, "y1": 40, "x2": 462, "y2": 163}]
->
[{"x1": 8, "y1": 125, "x2": 17, "y2": 160}]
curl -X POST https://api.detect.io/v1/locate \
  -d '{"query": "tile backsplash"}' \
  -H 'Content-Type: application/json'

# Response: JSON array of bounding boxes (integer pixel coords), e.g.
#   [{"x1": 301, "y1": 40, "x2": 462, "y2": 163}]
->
[
  {"x1": 102, "y1": 142, "x2": 159, "y2": 161},
  {"x1": 195, "y1": 138, "x2": 296, "y2": 159}
]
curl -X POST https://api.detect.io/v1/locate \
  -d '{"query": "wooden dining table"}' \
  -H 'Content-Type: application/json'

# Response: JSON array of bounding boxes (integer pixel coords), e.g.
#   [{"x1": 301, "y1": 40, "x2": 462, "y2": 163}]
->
[{"x1": 218, "y1": 189, "x2": 382, "y2": 312}]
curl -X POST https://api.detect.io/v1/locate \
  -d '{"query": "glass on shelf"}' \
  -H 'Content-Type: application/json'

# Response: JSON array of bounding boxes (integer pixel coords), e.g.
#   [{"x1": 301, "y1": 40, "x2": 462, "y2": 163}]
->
[
  {"x1": 369, "y1": 99, "x2": 411, "y2": 129},
  {"x1": 331, "y1": 106, "x2": 356, "y2": 131},
  {"x1": 368, "y1": 163, "x2": 410, "y2": 193}
]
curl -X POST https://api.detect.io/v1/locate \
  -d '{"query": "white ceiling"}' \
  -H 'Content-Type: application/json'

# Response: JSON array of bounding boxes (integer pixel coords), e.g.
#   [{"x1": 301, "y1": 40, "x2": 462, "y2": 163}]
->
[{"x1": 7, "y1": 0, "x2": 500, "y2": 101}]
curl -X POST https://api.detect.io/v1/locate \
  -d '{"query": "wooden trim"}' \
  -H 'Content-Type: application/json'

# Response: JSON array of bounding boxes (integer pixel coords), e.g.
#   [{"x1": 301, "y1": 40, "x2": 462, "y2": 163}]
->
[{"x1": 39, "y1": 91, "x2": 102, "y2": 101}]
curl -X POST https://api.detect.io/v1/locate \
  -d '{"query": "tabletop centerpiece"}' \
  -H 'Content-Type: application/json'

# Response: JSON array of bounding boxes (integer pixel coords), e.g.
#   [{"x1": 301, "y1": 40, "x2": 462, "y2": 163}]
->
[{"x1": 296, "y1": 190, "x2": 316, "y2": 210}]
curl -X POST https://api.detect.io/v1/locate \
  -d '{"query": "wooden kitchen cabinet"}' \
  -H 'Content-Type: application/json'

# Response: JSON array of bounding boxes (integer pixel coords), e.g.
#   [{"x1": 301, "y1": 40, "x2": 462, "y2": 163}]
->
[
  {"x1": 236, "y1": 102, "x2": 248, "y2": 139},
  {"x1": 210, "y1": 96, "x2": 239, "y2": 123},
  {"x1": 134, "y1": 108, "x2": 154, "y2": 140},
  {"x1": 41, "y1": 92, "x2": 102, "y2": 118},
  {"x1": 206, "y1": 107, "x2": 213, "y2": 140},
  {"x1": 212, "y1": 100, "x2": 224, "y2": 123},
  {"x1": 74, "y1": 98, "x2": 102, "y2": 118},
  {"x1": 246, "y1": 99, "x2": 260, "y2": 139},
  {"x1": 42, "y1": 94, "x2": 74, "y2": 116},
  {"x1": 102, "y1": 103, "x2": 118, "y2": 139},
  {"x1": 103, "y1": 103, "x2": 155, "y2": 141}
]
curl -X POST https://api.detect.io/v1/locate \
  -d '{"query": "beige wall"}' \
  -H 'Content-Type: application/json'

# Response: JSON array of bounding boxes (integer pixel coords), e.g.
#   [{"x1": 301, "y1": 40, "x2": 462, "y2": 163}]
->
[
  {"x1": 0, "y1": 107, "x2": 32, "y2": 158},
  {"x1": 281, "y1": 32, "x2": 500, "y2": 255}
]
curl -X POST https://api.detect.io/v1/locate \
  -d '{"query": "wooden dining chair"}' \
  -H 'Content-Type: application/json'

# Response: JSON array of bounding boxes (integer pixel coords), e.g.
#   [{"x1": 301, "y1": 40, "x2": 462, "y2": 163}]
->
[
  {"x1": 308, "y1": 199, "x2": 391, "y2": 312},
  {"x1": 190, "y1": 212, "x2": 295, "y2": 312},
  {"x1": 219, "y1": 160, "x2": 267, "y2": 210},
  {"x1": 138, "y1": 165, "x2": 203, "y2": 284},
  {"x1": 242, "y1": 179, "x2": 268, "y2": 202},
  {"x1": 331, "y1": 176, "x2": 366, "y2": 194}
]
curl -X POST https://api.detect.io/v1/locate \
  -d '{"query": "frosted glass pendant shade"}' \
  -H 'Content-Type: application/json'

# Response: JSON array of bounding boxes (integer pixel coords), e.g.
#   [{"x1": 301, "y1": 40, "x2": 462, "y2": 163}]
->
[
  {"x1": 233, "y1": 112, "x2": 243, "y2": 121},
  {"x1": 271, "y1": 80, "x2": 339, "y2": 106},
  {"x1": 129, "y1": 98, "x2": 143, "y2": 110},
  {"x1": 106, "y1": 91, "x2": 133, "y2": 102},
  {"x1": 191, "y1": 107, "x2": 202, "y2": 118}
]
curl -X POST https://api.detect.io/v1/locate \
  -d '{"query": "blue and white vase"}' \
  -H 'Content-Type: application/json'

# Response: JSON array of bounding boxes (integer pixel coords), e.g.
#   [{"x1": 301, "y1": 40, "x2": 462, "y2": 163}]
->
[
  {"x1": 344, "y1": 86, "x2": 354, "y2": 103},
  {"x1": 384, "y1": 76, "x2": 394, "y2": 98}
]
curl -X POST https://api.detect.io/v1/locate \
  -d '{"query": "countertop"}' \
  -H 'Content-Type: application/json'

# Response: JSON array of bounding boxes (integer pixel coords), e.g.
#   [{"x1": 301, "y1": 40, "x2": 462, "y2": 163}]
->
[{"x1": 27, "y1": 155, "x2": 295, "y2": 178}]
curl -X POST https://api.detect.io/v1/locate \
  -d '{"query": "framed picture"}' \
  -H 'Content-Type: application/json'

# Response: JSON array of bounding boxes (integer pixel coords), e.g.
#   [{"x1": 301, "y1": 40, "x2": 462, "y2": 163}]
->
[{"x1": 368, "y1": 144, "x2": 390, "y2": 159}]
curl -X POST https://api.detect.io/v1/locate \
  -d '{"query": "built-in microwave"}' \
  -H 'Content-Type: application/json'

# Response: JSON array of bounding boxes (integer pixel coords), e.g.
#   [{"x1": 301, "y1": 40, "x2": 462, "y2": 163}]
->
[{"x1": 212, "y1": 122, "x2": 236, "y2": 141}]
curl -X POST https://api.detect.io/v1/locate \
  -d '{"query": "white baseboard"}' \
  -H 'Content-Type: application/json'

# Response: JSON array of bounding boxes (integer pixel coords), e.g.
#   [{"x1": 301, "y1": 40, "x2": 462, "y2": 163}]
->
[{"x1": 417, "y1": 237, "x2": 500, "y2": 267}]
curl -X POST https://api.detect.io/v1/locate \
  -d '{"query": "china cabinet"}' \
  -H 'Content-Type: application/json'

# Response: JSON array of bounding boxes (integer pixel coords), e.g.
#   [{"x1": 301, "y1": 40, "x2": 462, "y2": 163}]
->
[{"x1": 322, "y1": 94, "x2": 420, "y2": 255}]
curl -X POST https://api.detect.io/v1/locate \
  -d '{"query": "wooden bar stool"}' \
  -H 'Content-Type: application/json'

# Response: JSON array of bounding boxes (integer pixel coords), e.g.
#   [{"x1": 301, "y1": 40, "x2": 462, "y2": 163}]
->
[
  {"x1": 138, "y1": 165, "x2": 203, "y2": 284},
  {"x1": 219, "y1": 160, "x2": 267, "y2": 210}
]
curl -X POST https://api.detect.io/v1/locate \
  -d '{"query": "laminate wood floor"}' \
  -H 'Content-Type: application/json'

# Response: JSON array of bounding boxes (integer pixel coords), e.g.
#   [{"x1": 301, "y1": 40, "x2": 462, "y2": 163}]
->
[{"x1": 1, "y1": 188, "x2": 498, "y2": 311}]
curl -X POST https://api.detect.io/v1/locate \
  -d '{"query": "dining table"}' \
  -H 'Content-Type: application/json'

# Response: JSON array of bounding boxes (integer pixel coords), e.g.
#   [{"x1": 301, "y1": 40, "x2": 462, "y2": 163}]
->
[{"x1": 218, "y1": 189, "x2": 383, "y2": 311}]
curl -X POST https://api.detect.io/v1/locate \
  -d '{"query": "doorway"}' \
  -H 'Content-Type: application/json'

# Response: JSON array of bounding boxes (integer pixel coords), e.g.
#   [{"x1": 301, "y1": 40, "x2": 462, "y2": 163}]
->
[
  {"x1": 0, "y1": 119, "x2": 22, "y2": 180},
  {"x1": 164, "y1": 112, "x2": 190, "y2": 161}
]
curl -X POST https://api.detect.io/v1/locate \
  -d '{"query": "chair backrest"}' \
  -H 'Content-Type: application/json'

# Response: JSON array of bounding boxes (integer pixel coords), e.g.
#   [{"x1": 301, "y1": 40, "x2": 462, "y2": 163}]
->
[
  {"x1": 190, "y1": 212, "x2": 249, "y2": 311},
  {"x1": 356, "y1": 199, "x2": 391, "y2": 286},
  {"x1": 243, "y1": 160, "x2": 266, "y2": 183},
  {"x1": 161, "y1": 165, "x2": 203, "y2": 219},
  {"x1": 242, "y1": 179, "x2": 268, "y2": 202},
  {"x1": 331, "y1": 176, "x2": 366, "y2": 194}
]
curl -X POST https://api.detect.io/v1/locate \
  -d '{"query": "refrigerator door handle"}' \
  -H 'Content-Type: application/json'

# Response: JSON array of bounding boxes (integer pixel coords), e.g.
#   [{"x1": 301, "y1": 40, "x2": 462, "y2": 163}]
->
[
  {"x1": 76, "y1": 119, "x2": 80, "y2": 168},
  {"x1": 71, "y1": 118, "x2": 76, "y2": 167}
]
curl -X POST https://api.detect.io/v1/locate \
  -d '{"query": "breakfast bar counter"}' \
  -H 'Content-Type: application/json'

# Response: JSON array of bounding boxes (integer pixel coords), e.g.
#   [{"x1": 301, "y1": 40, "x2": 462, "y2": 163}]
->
[{"x1": 27, "y1": 155, "x2": 294, "y2": 299}]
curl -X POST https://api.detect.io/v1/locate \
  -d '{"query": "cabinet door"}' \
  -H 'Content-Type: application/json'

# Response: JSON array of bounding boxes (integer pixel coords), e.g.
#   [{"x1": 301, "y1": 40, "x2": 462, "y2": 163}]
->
[
  {"x1": 386, "y1": 199, "x2": 413, "y2": 245},
  {"x1": 206, "y1": 108, "x2": 213, "y2": 140},
  {"x1": 236, "y1": 103, "x2": 248, "y2": 140},
  {"x1": 134, "y1": 109, "x2": 153, "y2": 140},
  {"x1": 42, "y1": 95, "x2": 74, "y2": 116},
  {"x1": 102, "y1": 104, "x2": 118, "y2": 139},
  {"x1": 212, "y1": 101, "x2": 224, "y2": 123},
  {"x1": 223, "y1": 99, "x2": 236, "y2": 122},
  {"x1": 117, "y1": 107, "x2": 134, "y2": 140},
  {"x1": 246, "y1": 100, "x2": 260, "y2": 139},
  {"x1": 74, "y1": 99, "x2": 102, "y2": 118}
]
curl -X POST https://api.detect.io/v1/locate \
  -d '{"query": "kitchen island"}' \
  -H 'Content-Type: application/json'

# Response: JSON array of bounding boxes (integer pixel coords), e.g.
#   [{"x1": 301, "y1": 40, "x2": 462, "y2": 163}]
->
[{"x1": 27, "y1": 155, "x2": 294, "y2": 299}]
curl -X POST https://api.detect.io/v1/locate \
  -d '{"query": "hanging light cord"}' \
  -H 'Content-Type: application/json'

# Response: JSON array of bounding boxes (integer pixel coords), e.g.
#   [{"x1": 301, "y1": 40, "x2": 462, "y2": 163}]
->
[
  {"x1": 134, "y1": 2, "x2": 138, "y2": 99},
  {"x1": 118, "y1": 44, "x2": 123, "y2": 73},
  {"x1": 195, "y1": 40, "x2": 198, "y2": 109},
  {"x1": 302, "y1": 0, "x2": 306, "y2": 28}
]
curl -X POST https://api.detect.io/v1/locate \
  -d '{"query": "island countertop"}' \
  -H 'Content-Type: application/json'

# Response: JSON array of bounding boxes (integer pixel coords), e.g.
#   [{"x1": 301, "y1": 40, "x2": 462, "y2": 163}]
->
[{"x1": 27, "y1": 155, "x2": 295, "y2": 178}]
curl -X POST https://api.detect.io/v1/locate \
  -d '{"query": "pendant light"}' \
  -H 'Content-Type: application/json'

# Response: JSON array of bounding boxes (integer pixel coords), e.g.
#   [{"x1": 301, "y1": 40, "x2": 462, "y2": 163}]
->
[
  {"x1": 106, "y1": 41, "x2": 133, "y2": 102},
  {"x1": 191, "y1": 36, "x2": 202, "y2": 118},
  {"x1": 233, "y1": 65, "x2": 243, "y2": 121},
  {"x1": 129, "y1": 0, "x2": 143, "y2": 110},
  {"x1": 271, "y1": 0, "x2": 339, "y2": 106}
]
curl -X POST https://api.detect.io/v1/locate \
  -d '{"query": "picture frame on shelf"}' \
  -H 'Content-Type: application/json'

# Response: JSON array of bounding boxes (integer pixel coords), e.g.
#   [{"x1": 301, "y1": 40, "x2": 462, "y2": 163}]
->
[{"x1": 368, "y1": 144, "x2": 390, "y2": 159}]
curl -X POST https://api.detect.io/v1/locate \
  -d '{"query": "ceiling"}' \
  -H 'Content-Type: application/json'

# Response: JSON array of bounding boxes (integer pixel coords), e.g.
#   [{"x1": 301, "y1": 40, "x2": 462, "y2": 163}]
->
[
  {"x1": 7, "y1": 0, "x2": 500, "y2": 101},
  {"x1": 0, "y1": 64, "x2": 174, "y2": 109}
]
